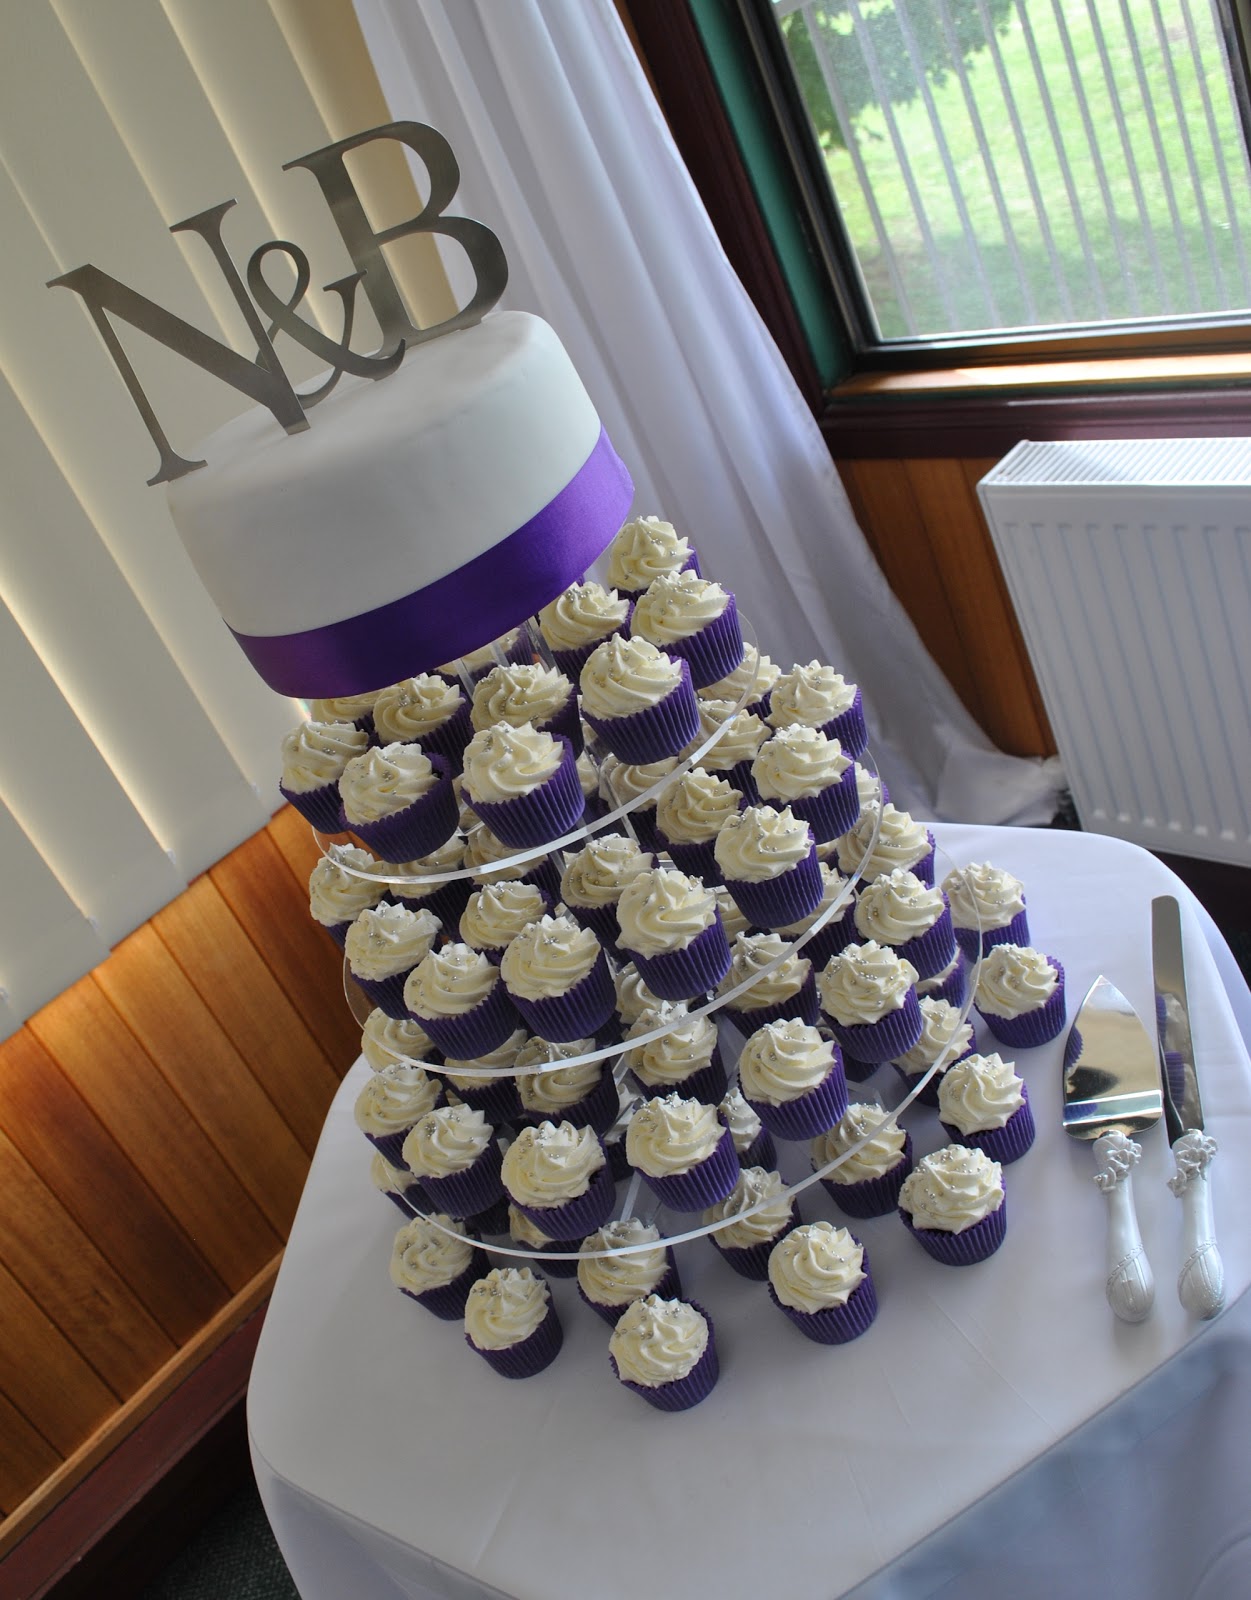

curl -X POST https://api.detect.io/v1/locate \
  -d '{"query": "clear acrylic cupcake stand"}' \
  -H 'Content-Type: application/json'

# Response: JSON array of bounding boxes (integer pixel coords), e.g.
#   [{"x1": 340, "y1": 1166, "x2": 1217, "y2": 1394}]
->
[{"x1": 311, "y1": 614, "x2": 983, "y2": 1269}]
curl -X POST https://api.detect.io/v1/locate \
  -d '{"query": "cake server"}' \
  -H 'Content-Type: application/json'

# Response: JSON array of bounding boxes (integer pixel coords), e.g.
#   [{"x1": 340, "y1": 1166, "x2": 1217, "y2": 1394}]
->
[
  {"x1": 1063, "y1": 976, "x2": 1161, "y2": 1322},
  {"x1": 1152, "y1": 894, "x2": 1225, "y2": 1319}
]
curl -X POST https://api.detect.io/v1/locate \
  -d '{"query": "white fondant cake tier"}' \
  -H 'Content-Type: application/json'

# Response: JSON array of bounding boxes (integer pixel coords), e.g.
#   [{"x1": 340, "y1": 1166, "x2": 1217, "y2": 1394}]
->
[{"x1": 167, "y1": 311, "x2": 632, "y2": 697}]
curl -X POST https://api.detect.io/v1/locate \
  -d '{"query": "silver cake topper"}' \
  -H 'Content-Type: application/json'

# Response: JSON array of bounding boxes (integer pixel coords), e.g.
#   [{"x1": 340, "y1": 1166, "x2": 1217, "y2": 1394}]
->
[{"x1": 47, "y1": 121, "x2": 508, "y2": 486}]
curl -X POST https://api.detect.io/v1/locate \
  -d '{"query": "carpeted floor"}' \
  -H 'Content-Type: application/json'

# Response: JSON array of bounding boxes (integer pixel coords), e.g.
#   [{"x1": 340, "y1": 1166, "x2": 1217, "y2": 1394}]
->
[{"x1": 136, "y1": 1483, "x2": 298, "y2": 1600}]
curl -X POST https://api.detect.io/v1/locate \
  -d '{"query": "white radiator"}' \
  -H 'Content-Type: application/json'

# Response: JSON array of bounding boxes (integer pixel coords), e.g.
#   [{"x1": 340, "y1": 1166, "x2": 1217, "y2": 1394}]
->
[{"x1": 978, "y1": 438, "x2": 1251, "y2": 867}]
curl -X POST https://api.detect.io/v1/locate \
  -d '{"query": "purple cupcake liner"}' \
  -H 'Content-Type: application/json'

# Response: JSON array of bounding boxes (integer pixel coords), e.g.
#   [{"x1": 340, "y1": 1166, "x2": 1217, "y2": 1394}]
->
[
  {"x1": 354, "y1": 969, "x2": 419, "y2": 1023},
  {"x1": 954, "y1": 905, "x2": 1030, "y2": 963},
  {"x1": 658, "y1": 831, "x2": 725, "y2": 887},
  {"x1": 909, "y1": 834, "x2": 938, "y2": 889},
  {"x1": 281, "y1": 780, "x2": 348, "y2": 835},
  {"x1": 637, "y1": 1124, "x2": 740, "y2": 1213},
  {"x1": 630, "y1": 1048, "x2": 728, "y2": 1111},
  {"x1": 564, "y1": 899, "x2": 624, "y2": 955},
  {"x1": 410, "y1": 983, "x2": 522, "y2": 1060},
  {"x1": 841, "y1": 1054, "x2": 882, "y2": 1083},
  {"x1": 769, "y1": 1258, "x2": 878, "y2": 1344},
  {"x1": 977, "y1": 959, "x2": 1067, "y2": 1049},
  {"x1": 901, "y1": 1194, "x2": 1008, "y2": 1266},
  {"x1": 739, "y1": 1126, "x2": 777, "y2": 1171},
  {"x1": 605, "y1": 1135, "x2": 634, "y2": 1182},
  {"x1": 892, "y1": 1041, "x2": 977, "y2": 1109},
  {"x1": 918, "y1": 952, "x2": 968, "y2": 1010},
  {"x1": 418, "y1": 1138, "x2": 505, "y2": 1219},
  {"x1": 579, "y1": 1253, "x2": 681, "y2": 1326},
  {"x1": 712, "y1": 1201, "x2": 802, "y2": 1281},
  {"x1": 701, "y1": 756, "x2": 760, "y2": 805},
  {"x1": 534, "y1": 685, "x2": 583, "y2": 754},
  {"x1": 470, "y1": 736, "x2": 585, "y2": 851},
  {"x1": 622, "y1": 804, "x2": 662, "y2": 854},
  {"x1": 520, "y1": 856, "x2": 565, "y2": 904},
  {"x1": 828, "y1": 989, "x2": 923, "y2": 1065},
  {"x1": 363, "y1": 1127, "x2": 417, "y2": 1170},
  {"x1": 466, "y1": 1195, "x2": 512, "y2": 1236},
  {"x1": 517, "y1": 1064, "x2": 621, "y2": 1138},
  {"x1": 340, "y1": 765, "x2": 459, "y2": 865},
  {"x1": 794, "y1": 910, "x2": 859, "y2": 973},
  {"x1": 381, "y1": 1179, "x2": 432, "y2": 1217},
  {"x1": 744, "y1": 1061, "x2": 848, "y2": 1142},
  {"x1": 724, "y1": 844, "x2": 824, "y2": 931},
  {"x1": 582, "y1": 659, "x2": 700, "y2": 764},
  {"x1": 611, "y1": 1302, "x2": 719, "y2": 1411},
  {"x1": 817, "y1": 688, "x2": 868, "y2": 760},
  {"x1": 725, "y1": 970, "x2": 821, "y2": 1038},
  {"x1": 400, "y1": 1247, "x2": 491, "y2": 1321},
  {"x1": 318, "y1": 917, "x2": 352, "y2": 950},
  {"x1": 450, "y1": 1073, "x2": 523, "y2": 1126},
  {"x1": 784, "y1": 764, "x2": 862, "y2": 845},
  {"x1": 507, "y1": 950, "x2": 617, "y2": 1044},
  {"x1": 390, "y1": 876, "x2": 473, "y2": 932},
  {"x1": 648, "y1": 595, "x2": 744, "y2": 691},
  {"x1": 469, "y1": 1299, "x2": 563, "y2": 1378},
  {"x1": 508, "y1": 1223, "x2": 585, "y2": 1276},
  {"x1": 513, "y1": 1153, "x2": 616, "y2": 1239},
  {"x1": 888, "y1": 905, "x2": 958, "y2": 983},
  {"x1": 821, "y1": 1132, "x2": 914, "y2": 1220},
  {"x1": 629, "y1": 915, "x2": 732, "y2": 1003},
  {"x1": 408, "y1": 697, "x2": 473, "y2": 775},
  {"x1": 941, "y1": 1085, "x2": 1036, "y2": 1165}
]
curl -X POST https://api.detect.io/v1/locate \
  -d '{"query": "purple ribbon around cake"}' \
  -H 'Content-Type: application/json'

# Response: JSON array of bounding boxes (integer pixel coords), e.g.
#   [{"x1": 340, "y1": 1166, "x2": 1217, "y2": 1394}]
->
[{"x1": 231, "y1": 427, "x2": 634, "y2": 697}]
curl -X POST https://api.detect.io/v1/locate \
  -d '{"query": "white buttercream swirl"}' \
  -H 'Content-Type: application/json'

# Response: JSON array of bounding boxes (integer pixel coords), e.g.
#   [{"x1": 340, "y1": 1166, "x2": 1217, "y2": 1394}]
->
[
  {"x1": 463, "y1": 824, "x2": 527, "y2": 884},
  {"x1": 721, "y1": 931, "x2": 810, "y2": 1007},
  {"x1": 703, "y1": 1166, "x2": 794, "y2": 1247},
  {"x1": 616, "y1": 867, "x2": 717, "y2": 957},
  {"x1": 579, "y1": 635, "x2": 682, "y2": 719},
  {"x1": 578, "y1": 1220, "x2": 670, "y2": 1306},
  {"x1": 499, "y1": 914, "x2": 601, "y2": 1001},
  {"x1": 361, "y1": 1009, "x2": 440, "y2": 1072},
  {"x1": 899, "y1": 1145, "x2": 1004, "y2": 1232},
  {"x1": 459, "y1": 881, "x2": 550, "y2": 952},
  {"x1": 539, "y1": 580, "x2": 630, "y2": 651},
  {"x1": 464, "y1": 1267, "x2": 549, "y2": 1350},
  {"x1": 370, "y1": 1151, "x2": 423, "y2": 1200},
  {"x1": 462, "y1": 722, "x2": 563, "y2": 805},
  {"x1": 380, "y1": 835, "x2": 467, "y2": 903},
  {"x1": 308, "y1": 843, "x2": 385, "y2": 926},
  {"x1": 737, "y1": 1019, "x2": 834, "y2": 1105},
  {"x1": 470, "y1": 663, "x2": 573, "y2": 734},
  {"x1": 752, "y1": 725, "x2": 850, "y2": 801},
  {"x1": 353, "y1": 1062, "x2": 442, "y2": 1136},
  {"x1": 560, "y1": 833, "x2": 653, "y2": 908},
  {"x1": 631, "y1": 569, "x2": 729, "y2": 644},
  {"x1": 516, "y1": 1051, "x2": 603, "y2": 1116},
  {"x1": 597, "y1": 753, "x2": 680, "y2": 807},
  {"x1": 614, "y1": 962, "x2": 663, "y2": 1025},
  {"x1": 389, "y1": 1213, "x2": 475, "y2": 1292},
  {"x1": 694, "y1": 700, "x2": 769, "y2": 769},
  {"x1": 768, "y1": 662, "x2": 856, "y2": 729},
  {"x1": 344, "y1": 903, "x2": 440, "y2": 982},
  {"x1": 813, "y1": 1103, "x2": 907, "y2": 1183},
  {"x1": 894, "y1": 997, "x2": 973, "y2": 1072},
  {"x1": 714, "y1": 804, "x2": 812, "y2": 882},
  {"x1": 700, "y1": 643, "x2": 779, "y2": 705},
  {"x1": 837, "y1": 803, "x2": 931, "y2": 882},
  {"x1": 818, "y1": 940, "x2": 918, "y2": 1026},
  {"x1": 938, "y1": 1052, "x2": 1024, "y2": 1134},
  {"x1": 713, "y1": 885, "x2": 753, "y2": 941},
  {"x1": 373, "y1": 675, "x2": 465, "y2": 744},
  {"x1": 854, "y1": 869, "x2": 945, "y2": 944},
  {"x1": 719, "y1": 1087, "x2": 764, "y2": 1154},
  {"x1": 281, "y1": 720, "x2": 369, "y2": 792},
  {"x1": 441, "y1": 1029, "x2": 527, "y2": 1088},
  {"x1": 974, "y1": 944, "x2": 1058, "y2": 1018},
  {"x1": 605, "y1": 516, "x2": 693, "y2": 592},
  {"x1": 308, "y1": 691, "x2": 378, "y2": 724},
  {"x1": 401, "y1": 1104, "x2": 494, "y2": 1178},
  {"x1": 404, "y1": 942, "x2": 501, "y2": 1018},
  {"x1": 625, "y1": 1003, "x2": 718, "y2": 1086},
  {"x1": 501, "y1": 1120, "x2": 605, "y2": 1208},
  {"x1": 609, "y1": 1295, "x2": 708, "y2": 1386},
  {"x1": 655, "y1": 767, "x2": 741, "y2": 844},
  {"x1": 768, "y1": 1221, "x2": 865, "y2": 1312},
  {"x1": 339, "y1": 742, "x2": 439, "y2": 824},
  {"x1": 625, "y1": 1094, "x2": 725, "y2": 1177},
  {"x1": 942, "y1": 862, "x2": 1026, "y2": 931}
]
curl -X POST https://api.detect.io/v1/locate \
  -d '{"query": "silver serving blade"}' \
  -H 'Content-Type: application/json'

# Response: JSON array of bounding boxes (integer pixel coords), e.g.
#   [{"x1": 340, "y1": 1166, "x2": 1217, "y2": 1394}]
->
[
  {"x1": 1064, "y1": 976, "x2": 1161, "y2": 1321},
  {"x1": 1151, "y1": 895, "x2": 1225, "y2": 1318}
]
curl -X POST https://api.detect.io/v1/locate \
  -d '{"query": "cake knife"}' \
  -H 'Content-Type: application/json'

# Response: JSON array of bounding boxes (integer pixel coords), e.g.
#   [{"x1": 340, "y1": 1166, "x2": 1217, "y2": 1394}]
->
[
  {"x1": 1152, "y1": 894, "x2": 1225, "y2": 1319},
  {"x1": 1063, "y1": 976, "x2": 1161, "y2": 1321}
]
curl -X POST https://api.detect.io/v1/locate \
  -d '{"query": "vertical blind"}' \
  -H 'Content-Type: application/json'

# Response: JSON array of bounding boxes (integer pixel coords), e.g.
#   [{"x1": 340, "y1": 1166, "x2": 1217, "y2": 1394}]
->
[{"x1": 0, "y1": 0, "x2": 443, "y2": 1037}]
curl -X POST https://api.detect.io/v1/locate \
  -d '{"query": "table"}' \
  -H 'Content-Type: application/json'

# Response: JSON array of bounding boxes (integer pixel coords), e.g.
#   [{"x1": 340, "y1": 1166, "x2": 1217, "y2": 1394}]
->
[{"x1": 249, "y1": 825, "x2": 1251, "y2": 1599}]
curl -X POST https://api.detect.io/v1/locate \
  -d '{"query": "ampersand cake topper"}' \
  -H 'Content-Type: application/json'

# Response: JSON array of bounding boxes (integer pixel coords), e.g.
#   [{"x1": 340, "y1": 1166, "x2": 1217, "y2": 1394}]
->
[{"x1": 47, "y1": 121, "x2": 508, "y2": 485}]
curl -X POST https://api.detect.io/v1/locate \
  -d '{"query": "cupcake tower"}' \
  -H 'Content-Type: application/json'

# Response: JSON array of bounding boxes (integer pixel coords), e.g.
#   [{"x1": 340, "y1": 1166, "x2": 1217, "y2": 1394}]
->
[{"x1": 284, "y1": 514, "x2": 1064, "y2": 1407}]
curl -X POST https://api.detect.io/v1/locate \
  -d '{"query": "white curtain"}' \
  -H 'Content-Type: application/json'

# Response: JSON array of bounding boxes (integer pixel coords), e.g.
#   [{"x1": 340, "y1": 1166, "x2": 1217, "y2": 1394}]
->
[{"x1": 351, "y1": 0, "x2": 1064, "y2": 827}]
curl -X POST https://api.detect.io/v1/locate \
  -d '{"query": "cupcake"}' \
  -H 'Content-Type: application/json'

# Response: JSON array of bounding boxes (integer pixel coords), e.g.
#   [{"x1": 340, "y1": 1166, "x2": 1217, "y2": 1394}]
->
[
  {"x1": 461, "y1": 724, "x2": 583, "y2": 850},
  {"x1": 751, "y1": 725, "x2": 860, "y2": 843},
  {"x1": 458, "y1": 879, "x2": 554, "y2": 961},
  {"x1": 308, "y1": 842, "x2": 386, "y2": 946},
  {"x1": 464, "y1": 1266, "x2": 563, "y2": 1378},
  {"x1": 471, "y1": 662, "x2": 580, "y2": 751},
  {"x1": 767, "y1": 1222, "x2": 877, "y2": 1343},
  {"x1": 538, "y1": 579, "x2": 633, "y2": 678},
  {"x1": 654, "y1": 767, "x2": 744, "y2": 884},
  {"x1": 715, "y1": 805, "x2": 823, "y2": 930},
  {"x1": 344, "y1": 902, "x2": 441, "y2": 1020},
  {"x1": 404, "y1": 942, "x2": 522, "y2": 1058},
  {"x1": 308, "y1": 691, "x2": 379, "y2": 737},
  {"x1": 736, "y1": 1018, "x2": 848, "y2": 1140},
  {"x1": 608, "y1": 1296, "x2": 718, "y2": 1411},
  {"x1": 623, "y1": 1002, "x2": 727, "y2": 1106},
  {"x1": 613, "y1": 962, "x2": 665, "y2": 1028},
  {"x1": 559, "y1": 833, "x2": 655, "y2": 951},
  {"x1": 974, "y1": 945, "x2": 1067, "y2": 1048},
  {"x1": 438, "y1": 629, "x2": 530, "y2": 683},
  {"x1": 712, "y1": 885, "x2": 753, "y2": 944},
  {"x1": 616, "y1": 867, "x2": 732, "y2": 1001},
  {"x1": 818, "y1": 941, "x2": 923, "y2": 1065},
  {"x1": 514, "y1": 1036, "x2": 620, "y2": 1136},
  {"x1": 580, "y1": 636, "x2": 700, "y2": 764},
  {"x1": 499, "y1": 914, "x2": 615, "y2": 1042},
  {"x1": 462, "y1": 824, "x2": 561, "y2": 901},
  {"x1": 372, "y1": 674, "x2": 472, "y2": 771},
  {"x1": 401, "y1": 1104, "x2": 504, "y2": 1218},
  {"x1": 379, "y1": 833, "x2": 472, "y2": 930},
  {"x1": 719, "y1": 1086, "x2": 777, "y2": 1171},
  {"x1": 353, "y1": 1060, "x2": 444, "y2": 1168},
  {"x1": 605, "y1": 514, "x2": 699, "y2": 600},
  {"x1": 692, "y1": 698, "x2": 769, "y2": 799},
  {"x1": 700, "y1": 642, "x2": 780, "y2": 718},
  {"x1": 625, "y1": 1094, "x2": 739, "y2": 1211},
  {"x1": 853, "y1": 868, "x2": 956, "y2": 983},
  {"x1": 596, "y1": 755, "x2": 680, "y2": 852},
  {"x1": 918, "y1": 950, "x2": 968, "y2": 1011},
  {"x1": 837, "y1": 803, "x2": 936, "y2": 888},
  {"x1": 500, "y1": 1119, "x2": 614, "y2": 1237},
  {"x1": 369, "y1": 1150, "x2": 430, "y2": 1217},
  {"x1": 338, "y1": 742, "x2": 458, "y2": 863},
  {"x1": 704, "y1": 1166, "x2": 801, "y2": 1280},
  {"x1": 390, "y1": 1213, "x2": 489, "y2": 1320},
  {"x1": 938, "y1": 1052, "x2": 1036, "y2": 1164},
  {"x1": 813, "y1": 1103, "x2": 913, "y2": 1219},
  {"x1": 507, "y1": 1204, "x2": 585, "y2": 1277},
  {"x1": 577, "y1": 1219, "x2": 681, "y2": 1324},
  {"x1": 361, "y1": 1009, "x2": 441, "y2": 1073},
  {"x1": 898, "y1": 1145, "x2": 1007, "y2": 1265},
  {"x1": 891, "y1": 996, "x2": 975, "y2": 1107},
  {"x1": 943, "y1": 863, "x2": 1030, "y2": 961},
  {"x1": 603, "y1": 1083, "x2": 644, "y2": 1180},
  {"x1": 718, "y1": 932, "x2": 818, "y2": 1036},
  {"x1": 772, "y1": 864, "x2": 859, "y2": 971},
  {"x1": 768, "y1": 662, "x2": 868, "y2": 758},
  {"x1": 630, "y1": 569, "x2": 743, "y2": 690},
  {"x1": 280, "y1": 719, "x2": 370, "y2": 832},
  {"x1": 440, "y1": 1029, "x2": 528, "y2": 1124}
]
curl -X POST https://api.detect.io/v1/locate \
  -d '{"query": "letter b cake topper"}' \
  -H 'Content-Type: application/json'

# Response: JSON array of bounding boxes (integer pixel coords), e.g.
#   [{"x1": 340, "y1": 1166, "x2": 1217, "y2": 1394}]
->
[{"x1": 47, "y1": 121, "x2": 508, "y2": 485}]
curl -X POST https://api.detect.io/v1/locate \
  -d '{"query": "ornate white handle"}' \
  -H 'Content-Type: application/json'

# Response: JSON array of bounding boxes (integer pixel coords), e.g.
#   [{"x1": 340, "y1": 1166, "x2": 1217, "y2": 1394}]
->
[
  {"x1": 1093, "y1": 1131, "x2": 1155, "y2": 1322},
  {"x1": 1169, "y1": 1130, "x2": 1225, "y2": 1319}
]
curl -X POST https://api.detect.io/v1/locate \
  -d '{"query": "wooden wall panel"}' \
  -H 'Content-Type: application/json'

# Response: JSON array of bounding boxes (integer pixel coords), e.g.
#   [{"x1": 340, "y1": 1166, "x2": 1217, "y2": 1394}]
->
[
  {"x1": 0, "y1": 1262, "x2": 117, "y2": 1458},
  {"x1": 0, "y1": 1393, "x2": 59, "y2": 1519}
]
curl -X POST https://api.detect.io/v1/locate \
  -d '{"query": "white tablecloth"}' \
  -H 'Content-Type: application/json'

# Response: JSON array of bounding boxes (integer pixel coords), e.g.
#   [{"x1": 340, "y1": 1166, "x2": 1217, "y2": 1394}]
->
[{"x1": 249, "y1": 825, "x2": 1251, "y2": 1600}]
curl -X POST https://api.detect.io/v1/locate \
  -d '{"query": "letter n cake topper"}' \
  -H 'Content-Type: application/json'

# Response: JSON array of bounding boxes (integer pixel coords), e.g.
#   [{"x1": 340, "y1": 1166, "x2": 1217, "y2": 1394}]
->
[{"x1": 47, "y1": 120, "x2": 508, "y2": 485}]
